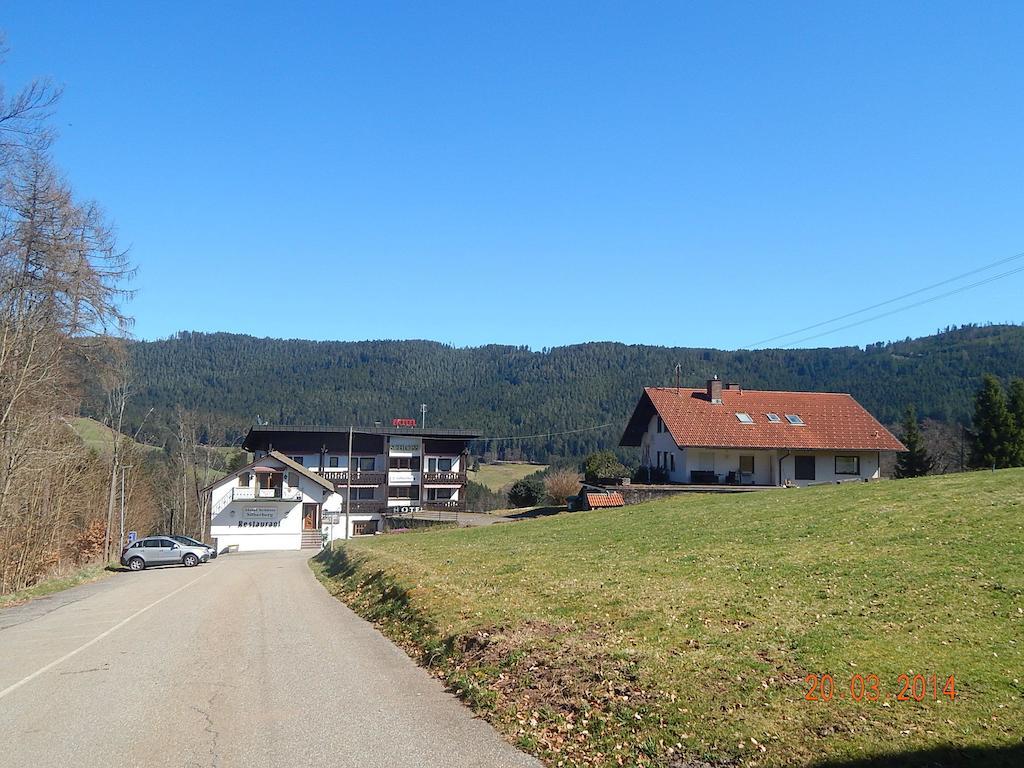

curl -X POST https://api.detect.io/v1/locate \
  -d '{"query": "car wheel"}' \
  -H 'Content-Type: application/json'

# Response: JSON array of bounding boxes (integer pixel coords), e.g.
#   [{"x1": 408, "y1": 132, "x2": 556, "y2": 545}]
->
[
  {"x1": 128, "y1": 557, "x2": 146, "y2": 571},
  {"x1": 183, "y1": 553, "x2": 199, "y2": 567}
]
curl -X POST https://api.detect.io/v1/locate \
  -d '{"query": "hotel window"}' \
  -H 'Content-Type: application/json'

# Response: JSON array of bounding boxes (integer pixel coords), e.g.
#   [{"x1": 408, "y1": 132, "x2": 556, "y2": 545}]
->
[
  {"x1": 785, "y1": 414, "x2": 805, "y2": 425},
  {"x1": 290, "y1": 456, "x2": 304, "y2": 465},
  {"x1": 735, "y1": 412, "x2": 754, "y2": 424},
  {"x1": 389, "y1": 456, "x2": 420, "y2": 470},
  {"x1": 329, "y1": 456, "x2": 339, "y2": 468},
  {"x1": 428, "y1": 488, "x2": 454, "y2": 501},
  {"x1": 427, "y1": 457, "x2": 453, "y2": 472},
  {"x1": 388, "y1": 485, "x2": 420, "y2": 500},
  {"x1": 238, "y1": 472, "x2": 251, "y2": 487},
  {"x1": 352, "y1": 488, "x2": 375, "y2": 500},
  {"x1": 835, "y1": 456, "x2": 860, "y2": 475},
  {"x1": 765, "y1": 413, "x2": 781, "y2": 423},
  {"x1": 357, "y1": 457, "x2": 375, "y2": 471}
]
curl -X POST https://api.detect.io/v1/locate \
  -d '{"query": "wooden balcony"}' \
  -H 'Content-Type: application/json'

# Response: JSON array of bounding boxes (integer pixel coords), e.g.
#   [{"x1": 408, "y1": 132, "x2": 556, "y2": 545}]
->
[
  {"x1": 422, "y1": 471, "x2": 467, "y2": 485},
  {"x1": 320, "y1": 470, "x2": 387, "y2": 486},
  {"x1": 232, "y1": 487, "x2": 302, "y2": 502},
  {"x1": 422, "y1": 499, "x2": 467, "y2": 512},
  {"x1": 343, "y1": 500, "x2": 385, "y2": 514}
]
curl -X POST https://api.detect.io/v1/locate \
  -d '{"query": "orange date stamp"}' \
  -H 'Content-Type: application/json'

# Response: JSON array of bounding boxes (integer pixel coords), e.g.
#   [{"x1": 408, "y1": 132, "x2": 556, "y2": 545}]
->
[{"x1": 803, "y1": 673, "x2": 958, "y2": 703}]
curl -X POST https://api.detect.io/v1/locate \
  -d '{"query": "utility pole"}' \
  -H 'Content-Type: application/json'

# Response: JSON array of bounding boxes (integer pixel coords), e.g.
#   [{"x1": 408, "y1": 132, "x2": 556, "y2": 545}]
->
[
  {"x1": 345, "y1": 426, "x2": 353, "y2": 540},
  {"x1": 420, "y1": 403, "x2": 427, "y2": 430},
  {"x1": 119, "y1": 465, "x2": 132, "y2": 553}
]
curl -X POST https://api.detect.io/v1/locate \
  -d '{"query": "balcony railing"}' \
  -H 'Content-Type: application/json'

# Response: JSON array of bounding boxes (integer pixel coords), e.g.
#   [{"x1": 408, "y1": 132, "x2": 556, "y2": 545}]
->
[
  {"x1": 320, "y1": 470, "x2": 387, "y2": 486},
  {"x1": 342, "y1": 500, "x2": 385, "y2": 514},
  {"x1": 232, "y1": 487, "x2": 302, "y2": 501},
  {"x1": 422, "y1": 471, "x2": 467, "y2": 485},
  {"x1": 422, "y1": 499, "x2": 467, "y2": 512}
]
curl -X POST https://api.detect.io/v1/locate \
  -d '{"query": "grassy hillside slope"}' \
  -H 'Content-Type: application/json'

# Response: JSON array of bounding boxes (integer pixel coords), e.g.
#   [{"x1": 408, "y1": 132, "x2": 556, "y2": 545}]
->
[
  {"x1": 314, "y1": 470, "x2": 1023, "y2": 767},
  {"x1": 69, "y1": 417, "x2": 158, "y2": 456},
  {"x1": 469, "y1": 462, "x2": 548, "y2": 491}
]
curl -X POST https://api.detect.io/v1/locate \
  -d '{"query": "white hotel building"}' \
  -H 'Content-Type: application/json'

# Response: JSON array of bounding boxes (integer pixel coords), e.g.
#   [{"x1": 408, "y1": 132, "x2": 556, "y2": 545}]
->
[{"x1": 204, "y1": 424, "x2": 478, "y2": 552}]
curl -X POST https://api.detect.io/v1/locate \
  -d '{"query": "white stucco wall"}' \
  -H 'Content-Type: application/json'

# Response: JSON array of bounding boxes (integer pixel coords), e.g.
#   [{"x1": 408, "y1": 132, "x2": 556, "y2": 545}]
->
[
  {"x1": 644, "y1": 414, "x2": 686, "y2": 482},
  {"x1": 778, "y1": 451, "x2": 881, "y2": 487},
  {"x1": 209, "y1": 456, "x2": 333, "y2": 551}
]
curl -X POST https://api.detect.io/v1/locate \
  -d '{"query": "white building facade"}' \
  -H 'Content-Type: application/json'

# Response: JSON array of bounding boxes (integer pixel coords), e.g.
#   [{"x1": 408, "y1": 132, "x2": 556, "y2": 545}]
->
[{"x1": 203, "y1": 425, "x2": 478, "y2": 552}]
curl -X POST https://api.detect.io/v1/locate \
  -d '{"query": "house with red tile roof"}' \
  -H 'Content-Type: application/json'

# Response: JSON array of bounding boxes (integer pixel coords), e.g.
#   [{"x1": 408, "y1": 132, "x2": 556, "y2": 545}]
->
[{"x1": 619, "y1": 378, "x2": 905, "y2": 487}]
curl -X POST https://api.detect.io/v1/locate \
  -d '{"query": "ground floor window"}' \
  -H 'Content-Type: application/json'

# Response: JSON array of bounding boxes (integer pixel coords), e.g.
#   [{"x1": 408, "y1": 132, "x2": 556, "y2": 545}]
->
[
  {"x1": 795, "y1": 455, "x2": 816, "y2": 480},
  {"x1": 739, "y1": 455, "x2": 754, "y2": 474},
  {"x1": 352, "y1": 520, "x2": 377, "y2": 536},
  {"x1": 835, "y1": 455, "x2": 860, "y2": 475}
]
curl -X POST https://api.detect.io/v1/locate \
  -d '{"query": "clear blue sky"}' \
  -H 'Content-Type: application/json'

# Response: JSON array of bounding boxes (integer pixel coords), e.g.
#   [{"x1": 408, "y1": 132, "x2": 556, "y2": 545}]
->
[{"x1": 4, "y1": 2, "x2": 1022, "y2": 350}]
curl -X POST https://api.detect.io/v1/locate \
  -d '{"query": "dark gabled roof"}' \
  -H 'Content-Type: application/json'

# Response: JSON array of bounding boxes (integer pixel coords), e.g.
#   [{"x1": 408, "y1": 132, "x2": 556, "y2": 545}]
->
[
  {"x1": 269, "y1": 451, "x2": 335, "y2": 492},
  {"x1": 200, "y1": 450, "x2": 335, "y2": 494},
  {"x1": 242, "y1": 424, "x2": 480, "y2": 452},
  {"x1": 621, "y1": 387, "x2": 905, "y2": 452}
]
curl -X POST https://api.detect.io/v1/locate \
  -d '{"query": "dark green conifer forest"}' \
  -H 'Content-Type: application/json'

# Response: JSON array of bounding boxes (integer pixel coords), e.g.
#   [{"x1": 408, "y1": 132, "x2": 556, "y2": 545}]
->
[{"x1": 86, "y1": 323, "x2": 1024, "y2": 462}]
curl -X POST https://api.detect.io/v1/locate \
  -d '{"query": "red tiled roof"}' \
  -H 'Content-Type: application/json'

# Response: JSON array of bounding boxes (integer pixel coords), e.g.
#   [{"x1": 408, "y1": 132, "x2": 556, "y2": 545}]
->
[
  {"x1": 627, "y1": 387, "x2": 905, "y2": 451},
  {"x1": 586, "y1": 492, "x2": 625, "y2": 508}
]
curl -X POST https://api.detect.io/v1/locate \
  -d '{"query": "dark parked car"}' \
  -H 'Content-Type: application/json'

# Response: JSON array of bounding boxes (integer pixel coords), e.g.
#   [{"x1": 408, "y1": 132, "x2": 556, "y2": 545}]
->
[{"x1": 121, "y1": 536, "x2": 210, "y2": 570}]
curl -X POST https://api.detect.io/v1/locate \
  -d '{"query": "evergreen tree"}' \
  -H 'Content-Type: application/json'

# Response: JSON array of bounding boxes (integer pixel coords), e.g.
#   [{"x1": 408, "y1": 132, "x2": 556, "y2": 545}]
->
[
  {"x1": 508, "y1": 474, "x2": 545, "y2": 507},
  {"x1": 894, "y1": 406, "x2": 934, "y2": 478},
  {"x1": 584, "y1": 450, "x2": 628, "y2": 481},
  {"x1": 1007, "y1": 377, "x2": 1024, "y2": 466},
  {"x1": 969, "y1": 374, "x2": 1016, "y2": 469}
]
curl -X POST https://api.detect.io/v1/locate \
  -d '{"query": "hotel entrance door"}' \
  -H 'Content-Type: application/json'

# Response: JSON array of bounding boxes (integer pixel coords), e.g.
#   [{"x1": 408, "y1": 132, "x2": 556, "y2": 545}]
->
[{"x1": 302, "y1": 503, "x2": 319, "y2": 530}]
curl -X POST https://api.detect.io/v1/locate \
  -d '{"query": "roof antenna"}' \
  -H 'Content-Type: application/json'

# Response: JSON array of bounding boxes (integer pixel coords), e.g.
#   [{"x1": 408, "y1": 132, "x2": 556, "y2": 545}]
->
[{"x1": 675, "y1": 363, "x2": 682, "y2": 394}]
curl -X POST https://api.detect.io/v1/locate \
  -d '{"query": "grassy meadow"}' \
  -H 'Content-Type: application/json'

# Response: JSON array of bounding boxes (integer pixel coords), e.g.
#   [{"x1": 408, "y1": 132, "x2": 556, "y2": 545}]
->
[
  {"x1": 69, "y1": 417, "x2": 150, "y2": 455},
  {"x1": 313, "y1": 469, "x2": 1023, "y2": 767},
  {"x1": 469, "y1": 462, "x2": 548, "y2": 491}
]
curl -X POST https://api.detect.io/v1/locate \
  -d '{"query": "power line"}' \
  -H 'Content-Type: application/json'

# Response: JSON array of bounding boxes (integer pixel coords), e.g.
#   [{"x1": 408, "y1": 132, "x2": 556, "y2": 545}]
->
[
  {"x1": 786, "y1": 264, "x2": 1024, "y2": 346},
  {"x1": 480, "y1": 422, "x2": 618, "y2": 442},
  {"x1": 745, "y1": 250, "x2": 1024, "y2": 348}
]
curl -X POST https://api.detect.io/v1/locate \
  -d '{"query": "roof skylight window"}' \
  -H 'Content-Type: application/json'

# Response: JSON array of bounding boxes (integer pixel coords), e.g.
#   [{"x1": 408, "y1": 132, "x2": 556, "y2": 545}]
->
[
  {"x1": 765, "y1": 412, "x2": 782, "y2": 423},
  {"x1": 785, "y1": 414, "x2": 805, "y2": 425},
  {"x1": 735, "y1": 412, "x2": 754, "y2": 424}
]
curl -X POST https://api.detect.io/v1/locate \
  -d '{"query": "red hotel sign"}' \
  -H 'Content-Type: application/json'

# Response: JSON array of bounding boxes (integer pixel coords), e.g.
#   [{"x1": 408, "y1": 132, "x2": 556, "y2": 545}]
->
[{"x1": 392, "y1": 418, "x2": 417, "y2": 427}]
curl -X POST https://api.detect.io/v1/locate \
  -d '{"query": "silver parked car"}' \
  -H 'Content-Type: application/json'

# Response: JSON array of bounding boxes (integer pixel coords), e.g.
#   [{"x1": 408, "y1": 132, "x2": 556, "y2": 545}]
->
[
  {"x1": 170, "y1": 535, "x2": 217, "y2": 559},
  {"x1": 121, "y1": 536, "x2": 210, "y2": 570}
]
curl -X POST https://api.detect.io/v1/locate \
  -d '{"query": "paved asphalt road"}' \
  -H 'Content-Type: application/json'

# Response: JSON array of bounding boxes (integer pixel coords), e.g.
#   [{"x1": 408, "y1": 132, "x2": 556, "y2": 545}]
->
[{"x1": 0, "y1": 551, "x2": 540, "y2": 768}]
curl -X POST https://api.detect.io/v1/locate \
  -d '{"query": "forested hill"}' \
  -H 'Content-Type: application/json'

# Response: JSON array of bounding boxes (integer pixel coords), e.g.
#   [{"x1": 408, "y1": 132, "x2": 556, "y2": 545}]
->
[{"x1": 108, "y1": 324, "x2": 1024, "y2": 461}]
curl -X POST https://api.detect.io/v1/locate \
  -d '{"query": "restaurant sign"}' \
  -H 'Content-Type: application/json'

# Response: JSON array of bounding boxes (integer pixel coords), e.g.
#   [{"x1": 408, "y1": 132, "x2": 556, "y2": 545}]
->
[{"x1": 232, "y1": 506, "x2": 289, "y2": 528}]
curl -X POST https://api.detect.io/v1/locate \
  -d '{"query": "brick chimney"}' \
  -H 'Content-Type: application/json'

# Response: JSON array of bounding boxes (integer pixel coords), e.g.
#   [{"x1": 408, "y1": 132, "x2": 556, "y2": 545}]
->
[{"x1": 707, "y1": 376, "x2": 723, "y2": 404}]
